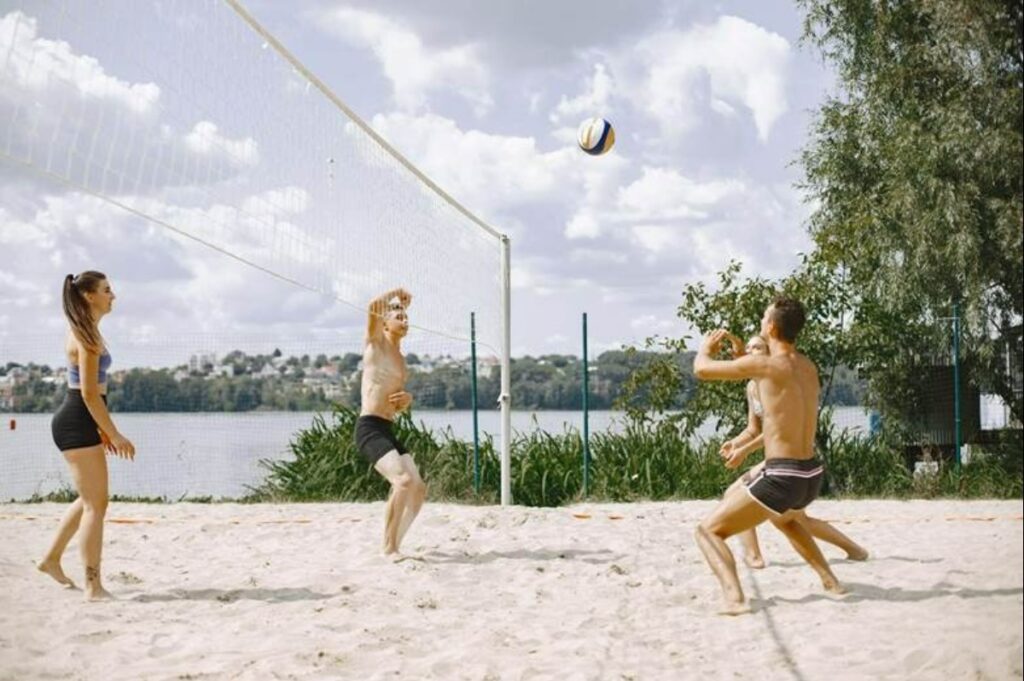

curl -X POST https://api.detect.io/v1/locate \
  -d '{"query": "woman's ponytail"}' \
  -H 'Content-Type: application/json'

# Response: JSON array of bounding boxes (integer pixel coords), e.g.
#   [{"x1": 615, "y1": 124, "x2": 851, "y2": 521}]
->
[{"x1": 62, "y1": 271, "x2": 105, "y2": 352}]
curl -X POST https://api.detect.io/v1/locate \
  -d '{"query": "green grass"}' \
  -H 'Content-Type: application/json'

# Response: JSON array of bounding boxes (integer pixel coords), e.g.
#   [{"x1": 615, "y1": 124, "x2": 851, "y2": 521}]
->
[{"x1": 250, "y1": 405, "x2": 1021, "y2": 505}]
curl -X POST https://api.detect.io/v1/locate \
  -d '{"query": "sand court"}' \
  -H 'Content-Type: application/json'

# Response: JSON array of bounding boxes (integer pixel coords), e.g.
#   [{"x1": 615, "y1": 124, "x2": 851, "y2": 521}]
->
[{"x1": 1, "y1": 499, "x2": 1021, "y2": 680}]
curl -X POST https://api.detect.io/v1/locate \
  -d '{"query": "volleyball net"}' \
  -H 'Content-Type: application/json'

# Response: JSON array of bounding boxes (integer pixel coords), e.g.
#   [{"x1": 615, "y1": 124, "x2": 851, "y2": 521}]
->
[{"x1": 0, "y1": 1, "x2": 510, "y2": 501}]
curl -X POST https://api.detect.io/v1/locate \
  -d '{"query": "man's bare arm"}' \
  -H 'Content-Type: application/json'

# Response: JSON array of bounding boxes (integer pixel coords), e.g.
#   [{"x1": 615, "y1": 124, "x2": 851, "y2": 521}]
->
[{"x1": 693, "y1": 329, "x2": 771, "y2": 382}]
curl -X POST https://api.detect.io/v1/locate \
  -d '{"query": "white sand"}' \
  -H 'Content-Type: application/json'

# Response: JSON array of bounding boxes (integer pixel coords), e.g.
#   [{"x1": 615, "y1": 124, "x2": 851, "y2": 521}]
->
[{"x1": 1, "y1": 499, "x2": 1021, "y2": 681}]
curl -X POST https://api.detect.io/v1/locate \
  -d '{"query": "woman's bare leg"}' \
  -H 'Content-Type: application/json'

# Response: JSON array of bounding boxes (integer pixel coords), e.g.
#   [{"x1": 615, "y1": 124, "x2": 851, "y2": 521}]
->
[
  {"x1": 37, "y1": 495, "x2": 84, "y2": 588},
  {"x1": 795, "y1": 511, "x2": 869, "y2": 560},
  {"x1": 64, "y1": 446, "x2": 112, "y2": 601}
]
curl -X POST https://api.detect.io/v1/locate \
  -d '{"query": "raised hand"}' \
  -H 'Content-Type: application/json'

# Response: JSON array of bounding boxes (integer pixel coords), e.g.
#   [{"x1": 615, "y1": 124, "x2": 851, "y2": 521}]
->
[
  {"x1": 394, "y1": 288, "x2": 412, "y2": 308},
  {"x1": 701, "y1": 329, "x2": 729, "y2": 354}
]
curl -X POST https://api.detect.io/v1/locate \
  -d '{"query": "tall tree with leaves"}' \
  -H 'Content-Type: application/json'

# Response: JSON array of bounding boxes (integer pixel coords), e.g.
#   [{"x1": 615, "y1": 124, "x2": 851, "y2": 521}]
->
[
  {"x1": 618, "y1": 257, "x2": 859, "y2": 436},
  {"x1": 799, "y1": 0, "x2": 1023, "y2": 423}
]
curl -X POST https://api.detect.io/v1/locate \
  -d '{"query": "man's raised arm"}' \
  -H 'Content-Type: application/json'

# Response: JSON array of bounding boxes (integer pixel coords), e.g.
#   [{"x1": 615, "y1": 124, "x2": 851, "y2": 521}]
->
[{"x1": 693, "y1": 329, "x2": 769, "y2": 382}]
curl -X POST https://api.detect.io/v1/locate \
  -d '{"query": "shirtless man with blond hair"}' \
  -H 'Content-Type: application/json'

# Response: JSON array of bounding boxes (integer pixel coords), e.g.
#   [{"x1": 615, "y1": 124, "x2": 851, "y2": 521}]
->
[
  {"x1": 355, "y1": 287, "x2": 426, "y2": 556},
  {"x1": 693, "y1": 296, "x2": 845, "y2": 615}
]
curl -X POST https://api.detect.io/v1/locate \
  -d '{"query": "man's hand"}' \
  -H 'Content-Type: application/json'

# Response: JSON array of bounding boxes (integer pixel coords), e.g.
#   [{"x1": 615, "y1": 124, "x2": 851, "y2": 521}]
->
[
  {"x1": 722, "y1": 332, "x2": 745, "y2": 357},
  {"x1": 393, "y1": 288, "x2": 412, "y2": 309},
  {"x1": 700, "y1": 329, "x2": 729, "y2": 355},
  {"x1": 388, "y1": 391, "x2": 413, "y2": 412},
  {"x1": 718, "y1": 439, "x2": 735, "y2": 461}
]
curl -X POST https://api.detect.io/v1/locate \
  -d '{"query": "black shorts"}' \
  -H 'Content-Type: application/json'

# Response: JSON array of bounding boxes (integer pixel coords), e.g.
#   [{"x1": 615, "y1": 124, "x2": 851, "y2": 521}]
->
[
  {"x1": 51, "y1": 390, "x2": 106, "y2": 452},
  {"x1": 354, "y1": 415, "x2": 407, "y2": 464},
  {"x1": 745, "y1": 458, "x2": 824, "y2": 515}
]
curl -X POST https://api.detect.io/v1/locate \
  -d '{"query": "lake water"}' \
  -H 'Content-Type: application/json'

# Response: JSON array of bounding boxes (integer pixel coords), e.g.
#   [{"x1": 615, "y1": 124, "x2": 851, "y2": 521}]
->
[{"x1": 0, "y1": 408, "x2": 871, "y2": 501}]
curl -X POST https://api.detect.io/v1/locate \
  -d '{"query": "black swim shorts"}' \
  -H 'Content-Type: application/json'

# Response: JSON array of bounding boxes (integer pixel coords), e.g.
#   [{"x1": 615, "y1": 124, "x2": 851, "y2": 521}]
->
[
  {"x1": 745, "y1": 458, "x2": 824, "y2": 515},
  {"x1": 354, "y1": 415, "x2": 408, "y2": 464},
  {"x1": 51, "y1": 389, "x2": 105, "y2": 452}
]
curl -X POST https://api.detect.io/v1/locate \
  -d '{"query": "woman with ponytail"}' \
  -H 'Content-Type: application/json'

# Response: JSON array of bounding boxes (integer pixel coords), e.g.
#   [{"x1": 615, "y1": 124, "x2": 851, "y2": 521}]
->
[{"x1": 38, "y1": 271, "x2": 135, "y2": 601}]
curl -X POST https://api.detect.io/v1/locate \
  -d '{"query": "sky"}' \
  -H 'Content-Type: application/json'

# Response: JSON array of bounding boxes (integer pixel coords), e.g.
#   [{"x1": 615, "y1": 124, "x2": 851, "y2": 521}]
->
[{"x1": 0, "y1": 0, "x2": 835, "y2": 367}]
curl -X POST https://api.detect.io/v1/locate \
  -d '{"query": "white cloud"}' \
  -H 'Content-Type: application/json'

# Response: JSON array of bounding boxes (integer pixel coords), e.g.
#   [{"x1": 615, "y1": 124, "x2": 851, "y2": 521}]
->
[
  {"x1": 370, "y1": 111, "x2": 574, "y2": 217},
  {"x1": 569, "y1": 248, "x2": 629, "y2": 265},
  {"x1": 629, "y1": 314, "x2": 677, "y2": 334},
  {"x1": 561, "y1": 153, "x2": 632, "y2": 240},
  {"x1": 631, "y1": 224, "x2": 679, "y2": 254},
  {"x1": 565, "y1": 212, "x2": 601, "y2": 239},
  {"x1": 0, "y1": 11, "x2": 160, "y2": 114},
  {"x1": 550, "y1": 63, "x2": 615, "y2": 125},
  {"x1": 617, "y1": 167, "x2": 746, "y2": 221},
  {"x1": 312, "y1": 6, "x2": 492, "y2": 115},
  {"x1": 184, "y1": 121, "x2": 260, "y2": 167},
  {"x1": 631, "y1": 16, "x2": 790, "y2": 141},
  {"x1": 240, "y1": 186, "x2": 310, "y2": 218},
  {"x1": 563, "y1": 163, "x2": 746, "y2": 243}
]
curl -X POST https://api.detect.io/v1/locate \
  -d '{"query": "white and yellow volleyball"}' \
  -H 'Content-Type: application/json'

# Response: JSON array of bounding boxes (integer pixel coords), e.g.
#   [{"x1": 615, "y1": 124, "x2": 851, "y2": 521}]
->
[{"x1": 576, "y1": 117, "x2": 615, "y2": 156}]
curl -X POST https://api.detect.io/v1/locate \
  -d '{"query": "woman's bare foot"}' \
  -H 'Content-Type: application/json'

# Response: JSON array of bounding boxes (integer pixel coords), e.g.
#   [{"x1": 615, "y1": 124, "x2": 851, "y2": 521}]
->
[
  {"x1": 84, "y1": 585, "x2": 115, "y2": 602},
  {"x1": 743, "y1": 553, "x2": 766, "y2": 569},
  {"x1": 37, "y1": 559, "x2": 77, "y2": 589},
  {"x1": 82, "y1": 566, "x2": 113, "y2": 601}
]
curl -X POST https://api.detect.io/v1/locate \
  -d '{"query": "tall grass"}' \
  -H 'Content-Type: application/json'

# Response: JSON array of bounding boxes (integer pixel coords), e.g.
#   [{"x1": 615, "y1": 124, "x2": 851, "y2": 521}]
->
[{"x1": 250, "y1": 405, "x2": 1016, "y2": 505}]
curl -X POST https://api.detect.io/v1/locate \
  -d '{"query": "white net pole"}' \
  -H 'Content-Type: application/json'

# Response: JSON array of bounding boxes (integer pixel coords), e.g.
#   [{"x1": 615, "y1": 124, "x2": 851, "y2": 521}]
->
[{"x1": 500, "y1": 235, "x2": 512, "y2": 506}]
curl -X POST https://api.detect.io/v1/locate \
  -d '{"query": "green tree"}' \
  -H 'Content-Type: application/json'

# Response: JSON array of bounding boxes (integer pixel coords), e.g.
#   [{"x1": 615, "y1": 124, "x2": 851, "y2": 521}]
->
[
  {"x1": 799, "y1": 0, "x2": 1023, "y2": 423},
  {"x1": 618, "y1": 258, "x2": 859, "y2": 435}
]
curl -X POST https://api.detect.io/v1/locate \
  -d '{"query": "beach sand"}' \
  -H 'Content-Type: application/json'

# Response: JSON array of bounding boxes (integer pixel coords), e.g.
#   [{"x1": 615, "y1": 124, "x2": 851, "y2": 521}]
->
[{"x1": 1, "y1": 499, "x2": 1021, "y2": 680}]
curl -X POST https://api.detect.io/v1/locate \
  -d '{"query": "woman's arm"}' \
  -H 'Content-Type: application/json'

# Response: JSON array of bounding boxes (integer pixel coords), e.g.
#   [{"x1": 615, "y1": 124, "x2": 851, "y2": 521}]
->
[
  {"x1": 724, "y1": 433, "x2": 764, "y2": 469},
  {"x1": 76, "y1": 341, "x2": 134, "y2": 458},
  {"x1": 720, "y1": 385, "x2": 762, "y2": 465}
]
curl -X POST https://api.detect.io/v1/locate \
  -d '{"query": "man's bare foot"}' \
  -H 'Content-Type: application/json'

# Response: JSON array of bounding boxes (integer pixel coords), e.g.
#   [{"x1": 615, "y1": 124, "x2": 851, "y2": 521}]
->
[
  {"x1": 846, "y1": 547, "x2": 869, "y2": 561},
  {"x1": 743, "y1": 554, "x2": 766, "y2": 569},
  {"x1": 84, "y1": 586, "x2": 115, "y2": 602},
  {"x1": 37, "y1": 560, "x2": 76, "y2": 589},
  {"x1": 717, "y1": 599, "x2": 753, "y2": 616}
]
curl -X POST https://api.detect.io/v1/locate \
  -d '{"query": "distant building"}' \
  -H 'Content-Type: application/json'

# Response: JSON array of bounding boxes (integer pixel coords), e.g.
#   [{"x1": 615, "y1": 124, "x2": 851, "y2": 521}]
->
[
  {"x1": 188, "y1": 353, "x2": 218, "y2": 373},
  {"x1": 0, "y1": 376, "x2": 14, "y2": 410}
]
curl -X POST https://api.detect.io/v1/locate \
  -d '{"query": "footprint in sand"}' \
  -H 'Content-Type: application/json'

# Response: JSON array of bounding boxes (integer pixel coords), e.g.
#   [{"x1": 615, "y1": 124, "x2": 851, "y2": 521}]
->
[
  {"x1": 147, "y1": 632, "x2": 182, "y2": 658},
  {"x1": 903, "y1": 648, "x2": 932, "y2": 673},
  {"x1": 70, "y1": 630, "x2": 115, "y2": 644}
]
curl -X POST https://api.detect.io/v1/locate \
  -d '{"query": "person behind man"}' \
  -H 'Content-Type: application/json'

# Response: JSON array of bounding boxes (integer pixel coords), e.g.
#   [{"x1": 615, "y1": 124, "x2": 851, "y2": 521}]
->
[
  {"x1": 692, "y1": 297, "x2": 845, "y2": 615},
  {"x1": 354, "y1": 287, "x2": 426, "y2": 557}
]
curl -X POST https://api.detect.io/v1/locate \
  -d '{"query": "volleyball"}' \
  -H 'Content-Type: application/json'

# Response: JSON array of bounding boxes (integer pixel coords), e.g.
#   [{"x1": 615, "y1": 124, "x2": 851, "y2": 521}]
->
[{"x1": 576, "y1": 117, "x2": 615, "y2": 156}]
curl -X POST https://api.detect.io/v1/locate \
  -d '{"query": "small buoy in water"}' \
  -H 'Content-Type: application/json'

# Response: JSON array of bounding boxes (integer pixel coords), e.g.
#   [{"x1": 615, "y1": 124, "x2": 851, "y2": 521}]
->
[{"x1": 9, "y1": 419, "x2": 15, "y2": 431}]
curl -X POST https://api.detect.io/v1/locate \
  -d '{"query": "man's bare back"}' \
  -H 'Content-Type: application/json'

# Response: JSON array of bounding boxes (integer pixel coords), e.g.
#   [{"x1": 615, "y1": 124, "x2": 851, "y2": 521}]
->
[{"x1": 755, "y1": 350, "x2": 819, "y2": 462}]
